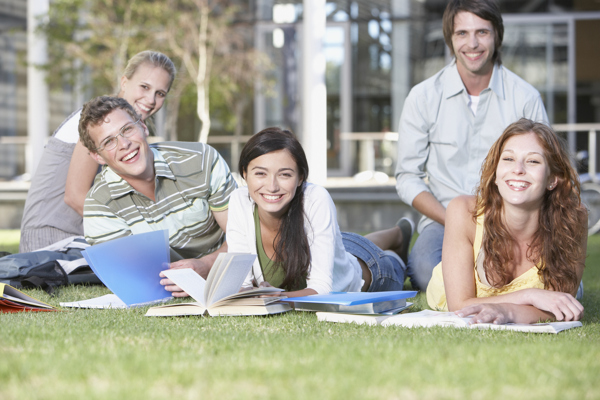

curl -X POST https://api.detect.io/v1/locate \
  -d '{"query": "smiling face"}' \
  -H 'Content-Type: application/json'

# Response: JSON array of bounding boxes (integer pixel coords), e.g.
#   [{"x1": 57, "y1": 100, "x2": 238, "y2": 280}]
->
[
  {"x1": 88, "y1": 108, "x2": 154, "y2": 183},
  {"x1": 244, "y1": 149, "x2": 303, "y2": 221},
  {"x1": 495, "y1": 132, "x2": 557, "y2": 210},
  {"x1": 119, "y1": 63, "x2": 171, "y2": 121},
  {"x1": 452, "y1": 11, "x2": 495, "y2": 79}
]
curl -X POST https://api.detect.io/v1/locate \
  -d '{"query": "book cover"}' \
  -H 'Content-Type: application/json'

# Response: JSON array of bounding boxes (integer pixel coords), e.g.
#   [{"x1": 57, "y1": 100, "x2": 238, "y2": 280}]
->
[
  {"x1": 283, "y1": 291, "x2": 417, "y2": 314},
  {"x1": 0, "y1": 283, "x2": 59, "y2": 313},
  {"x1": 69, "y1": 230, "x2": 172, "y2": 308}
]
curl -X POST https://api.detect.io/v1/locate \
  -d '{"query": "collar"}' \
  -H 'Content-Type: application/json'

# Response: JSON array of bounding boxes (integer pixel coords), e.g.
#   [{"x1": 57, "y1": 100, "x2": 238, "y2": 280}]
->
[{"x1": 444, "y1": 60, "x2": 504, "y2": 100}]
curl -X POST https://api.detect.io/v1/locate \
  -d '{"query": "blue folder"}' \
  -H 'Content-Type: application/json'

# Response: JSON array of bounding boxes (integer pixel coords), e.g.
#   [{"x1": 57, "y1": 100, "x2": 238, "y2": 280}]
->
[{"x1": 81, "y1": 230, "x2": 172, "y2": 306}]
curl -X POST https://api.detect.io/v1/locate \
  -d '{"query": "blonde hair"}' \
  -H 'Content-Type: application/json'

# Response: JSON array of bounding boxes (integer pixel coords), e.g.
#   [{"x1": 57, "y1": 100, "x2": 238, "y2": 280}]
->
[{"x1": 121, "y1": 50, "x2": 176, "y2": 91}]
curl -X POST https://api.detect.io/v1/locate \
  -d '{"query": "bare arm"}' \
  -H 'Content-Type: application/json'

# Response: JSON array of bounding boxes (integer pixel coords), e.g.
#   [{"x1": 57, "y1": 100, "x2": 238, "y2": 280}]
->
[
  {"x1": 412, "y1": 191, "x2": 447, "y2": 226},
  {"x1": 65, "y1": 141, "x2": 100, "y2": 216},
  {"x1": 443, "y1": 196, "x2": 584, "y2": 323}
]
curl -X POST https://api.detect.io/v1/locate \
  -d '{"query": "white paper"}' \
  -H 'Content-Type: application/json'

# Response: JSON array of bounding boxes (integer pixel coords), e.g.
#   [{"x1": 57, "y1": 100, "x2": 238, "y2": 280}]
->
[
  {"x1": 60, "y1": 294, "x2": 171, "y2": 309},
  {"x1": 162, "y1": 268, "x2": 207, "y2": 308}
]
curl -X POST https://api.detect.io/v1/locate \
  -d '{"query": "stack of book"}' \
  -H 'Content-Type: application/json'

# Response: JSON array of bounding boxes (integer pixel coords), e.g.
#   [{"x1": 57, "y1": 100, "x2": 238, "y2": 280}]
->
[
  {"x1": 0, "y1": 283, "x2": 59, "y2": 313},
  {"x1": 282, "y1": 291, "x2": 418, "y2": 315}
]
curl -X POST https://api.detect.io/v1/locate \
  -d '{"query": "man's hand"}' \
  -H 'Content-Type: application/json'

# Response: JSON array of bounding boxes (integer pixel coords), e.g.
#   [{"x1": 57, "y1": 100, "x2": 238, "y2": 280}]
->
[
  {"x1": 159, "y1": 258, "x2": 211, "y2": 297},
  {"x1": 412, "y1": 191, "x2": 446, "y2": 226}
]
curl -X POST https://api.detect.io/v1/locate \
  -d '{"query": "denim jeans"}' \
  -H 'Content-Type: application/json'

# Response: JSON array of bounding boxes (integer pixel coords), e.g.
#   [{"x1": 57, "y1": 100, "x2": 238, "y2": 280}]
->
[
  {"x1": 407, "y1": 222, "x2": 444, "y2": 291},
  {"x1": 341, "y1": 232, "x2": 405, "y2": 292}
]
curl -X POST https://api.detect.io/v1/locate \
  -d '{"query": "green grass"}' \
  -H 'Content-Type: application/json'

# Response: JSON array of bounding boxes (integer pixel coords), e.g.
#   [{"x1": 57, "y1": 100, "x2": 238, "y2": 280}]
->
[
  {"x1": 1, "y1": 232, "x2": 599, "y2": 400},
  {"x1": 0, "y1": 230, "x2": 20, "y2": 254}
]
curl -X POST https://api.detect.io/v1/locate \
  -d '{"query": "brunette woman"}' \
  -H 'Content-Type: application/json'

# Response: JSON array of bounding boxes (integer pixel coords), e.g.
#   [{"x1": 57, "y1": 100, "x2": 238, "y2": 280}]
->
[
  {"x1": 227, "y1": 127, "x2": 414, "y2": 297},
  {"x1": 427, "y1": 118, "x2": 587, "y2": 323}
]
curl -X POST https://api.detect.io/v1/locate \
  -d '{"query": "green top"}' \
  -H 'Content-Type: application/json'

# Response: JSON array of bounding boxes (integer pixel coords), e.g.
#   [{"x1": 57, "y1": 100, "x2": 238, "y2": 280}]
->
[{"x1": 253, "y1": 205, "x2": 286, "y2": 288}]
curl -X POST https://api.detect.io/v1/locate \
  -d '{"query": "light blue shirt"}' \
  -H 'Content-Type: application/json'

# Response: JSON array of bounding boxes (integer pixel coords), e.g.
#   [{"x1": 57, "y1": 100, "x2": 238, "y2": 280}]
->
[{"x1": 395, "y1": 60, "x2": 549, "y2": 233}]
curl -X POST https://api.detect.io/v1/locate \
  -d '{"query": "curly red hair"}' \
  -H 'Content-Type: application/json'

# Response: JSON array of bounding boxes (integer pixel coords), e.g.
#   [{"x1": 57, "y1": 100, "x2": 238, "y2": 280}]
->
[{"x1": 474, "y1": 118, "x2": 586, "y2": 293}]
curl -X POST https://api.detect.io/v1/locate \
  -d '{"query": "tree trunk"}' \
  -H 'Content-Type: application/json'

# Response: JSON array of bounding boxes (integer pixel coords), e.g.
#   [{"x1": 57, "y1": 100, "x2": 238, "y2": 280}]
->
[{"x1": 196, "y1": 5, "x2": 211, "y2": 143}]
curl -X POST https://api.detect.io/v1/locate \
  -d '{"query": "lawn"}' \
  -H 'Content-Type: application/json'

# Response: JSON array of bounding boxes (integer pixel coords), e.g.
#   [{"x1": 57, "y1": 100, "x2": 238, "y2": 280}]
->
[{"x1": 1, "y1": 230, "x2": 599, "y2": 400}]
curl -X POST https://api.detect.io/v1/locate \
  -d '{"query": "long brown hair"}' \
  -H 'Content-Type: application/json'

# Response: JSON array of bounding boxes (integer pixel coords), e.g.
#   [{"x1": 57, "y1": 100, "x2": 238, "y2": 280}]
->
[
  {"x1": 239, "y1": 127, "x2": 311, "y2": 291},
  {"x1": 474, "y1": 118, "x2": 586, "y2": 293}
]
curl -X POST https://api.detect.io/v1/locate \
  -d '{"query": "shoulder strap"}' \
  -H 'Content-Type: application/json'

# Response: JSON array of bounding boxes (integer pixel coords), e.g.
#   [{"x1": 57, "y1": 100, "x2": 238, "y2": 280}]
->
[{"x1": 473, "y1": 214, "x2": 484, "y2": 261}]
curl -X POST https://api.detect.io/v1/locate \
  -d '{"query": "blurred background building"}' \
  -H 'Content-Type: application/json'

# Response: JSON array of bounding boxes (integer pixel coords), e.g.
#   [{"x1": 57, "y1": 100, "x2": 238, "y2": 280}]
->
[{"x1": 1, "y1": 0, "x2": 600, "y2": 229}]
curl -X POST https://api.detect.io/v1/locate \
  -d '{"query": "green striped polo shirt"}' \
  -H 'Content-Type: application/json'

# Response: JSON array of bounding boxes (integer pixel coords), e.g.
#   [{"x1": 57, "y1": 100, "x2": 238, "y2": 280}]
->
[{"x1": 83, "y1": 142, "x2": 237, "y2": 259}]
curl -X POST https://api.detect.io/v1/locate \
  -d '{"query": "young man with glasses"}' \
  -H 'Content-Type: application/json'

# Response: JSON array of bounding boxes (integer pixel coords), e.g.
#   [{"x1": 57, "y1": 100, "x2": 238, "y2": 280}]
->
[{"x1": 79, "y1": 96, "x2": 236, "y2": 296}]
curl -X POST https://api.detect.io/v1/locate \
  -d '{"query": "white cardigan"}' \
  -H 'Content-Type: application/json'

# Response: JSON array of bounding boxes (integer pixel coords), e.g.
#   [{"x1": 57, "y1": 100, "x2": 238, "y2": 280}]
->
[{"x1": 226, "y1": 183, "x2": 363, "y2": 294}]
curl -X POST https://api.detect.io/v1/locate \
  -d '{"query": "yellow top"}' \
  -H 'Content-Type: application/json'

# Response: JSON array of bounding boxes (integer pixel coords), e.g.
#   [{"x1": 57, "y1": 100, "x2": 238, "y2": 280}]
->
[{"x1": 426, "y1": 215, "x2": 544, "y2": 311}]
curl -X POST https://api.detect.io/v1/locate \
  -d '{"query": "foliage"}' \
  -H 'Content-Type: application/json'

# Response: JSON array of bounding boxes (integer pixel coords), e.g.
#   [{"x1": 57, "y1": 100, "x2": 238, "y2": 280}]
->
[
  {"x1": 39, "y1": 0, "x2": 272, "y2": 141},
  {"x1": 42, "y1": 0, "x2": 164, "y2": 96}
]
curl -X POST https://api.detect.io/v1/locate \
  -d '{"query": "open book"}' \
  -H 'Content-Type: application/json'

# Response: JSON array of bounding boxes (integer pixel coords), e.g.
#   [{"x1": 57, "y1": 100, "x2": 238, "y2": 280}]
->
[
  {"x1": 317, "y1": 309, "x2": 582, "y2": 334},
  {"x1": 1, "y1": 283, "x2": 59, "y2": 313},
  {"x1": 145, "y1": 253, "x2": 291, "y2": 317}
]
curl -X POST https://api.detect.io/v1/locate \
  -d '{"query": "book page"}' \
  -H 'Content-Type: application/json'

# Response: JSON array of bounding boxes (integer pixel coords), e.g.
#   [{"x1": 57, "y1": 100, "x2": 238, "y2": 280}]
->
[
  {"x1": 2, "y1": 293, "x2": 54, "y2": 309},
  {"x1": 206, "y1": 254, "x2": 257, "y2": 306},
  {"x1": 471, "y1": 321, "x2": 582, "y2": 333},
  {"x1": 59, "y1": 294, "x2": 170, "y2": 309},
  {"x1": 161, "y1": 268, "x2": 207, "y2": 308},
  {"x1": 381, "y1": 310, "x2": 471, "y2": 328},
  {"x1": 204, "y1": 252, "x2": 227, "y2": 294},
  {"x1": 317, "y1": 312, "x2": 392, "y2": 326},
  {"x1": 59, "y1": 294, "x2": 128, "y2": 309},
  {"x1": 210, "y1": 287, "x2": 284, "y2": 308},
  {"x1": 2, "y1": 283, "x2": 54, "y2": 308}
]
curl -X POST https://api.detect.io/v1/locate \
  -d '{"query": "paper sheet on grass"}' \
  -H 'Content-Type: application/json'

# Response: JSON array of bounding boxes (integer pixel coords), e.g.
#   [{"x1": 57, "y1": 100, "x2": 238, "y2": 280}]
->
[{"x1": 60, "y1": 294, "x2": 170, "y2": 309}]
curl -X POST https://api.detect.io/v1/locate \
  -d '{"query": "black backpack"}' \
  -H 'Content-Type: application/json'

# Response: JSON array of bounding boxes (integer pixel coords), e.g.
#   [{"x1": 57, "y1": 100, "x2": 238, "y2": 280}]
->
[{"x1": 0, "y1": 238, "x2": 101, "y2": 295}]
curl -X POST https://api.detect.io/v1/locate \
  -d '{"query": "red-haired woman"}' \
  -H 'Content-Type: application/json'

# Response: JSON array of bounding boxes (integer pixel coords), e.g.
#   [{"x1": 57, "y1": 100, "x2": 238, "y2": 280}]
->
[{"x1": 427, "y1": 118, "x2": 587, "y2": 323}]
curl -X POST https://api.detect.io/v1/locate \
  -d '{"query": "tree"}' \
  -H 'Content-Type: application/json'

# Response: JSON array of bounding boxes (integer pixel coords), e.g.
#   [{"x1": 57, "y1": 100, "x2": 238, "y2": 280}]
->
[
  {"x1": 40, "y1": 0, "x2": 272, "y2": 142},
  {"x1": 164, "y1": 0, "x2": 272, "y2": 143}
]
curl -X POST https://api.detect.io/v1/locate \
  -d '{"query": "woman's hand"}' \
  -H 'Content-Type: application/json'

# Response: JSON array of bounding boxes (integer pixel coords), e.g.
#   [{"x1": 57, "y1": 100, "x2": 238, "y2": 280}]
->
[
  {"x1": 524, "y1": 289, "x2": 584, "y2": 321},
  {"x1": 456, "y1": 303, "x2": 515, "y2": 324},
  {"x1": 258, "y1": 281, "x2": 283, "y2": 297}
]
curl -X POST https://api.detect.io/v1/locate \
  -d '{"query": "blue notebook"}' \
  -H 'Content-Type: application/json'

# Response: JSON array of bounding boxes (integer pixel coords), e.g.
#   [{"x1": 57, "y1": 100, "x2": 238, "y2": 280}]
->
[
  {"x1": 283, "y1": 291, "x2": 417, "y2": 305},
  {"x1": 81, "y1": 230, "x2": 172, "y2": 307},
  {"x1": 282, "y1": 291, "x2": 417, "y2": 314}
]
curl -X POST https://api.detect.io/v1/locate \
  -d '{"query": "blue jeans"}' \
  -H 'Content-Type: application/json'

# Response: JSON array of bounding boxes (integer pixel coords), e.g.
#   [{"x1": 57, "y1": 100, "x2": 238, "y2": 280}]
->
[
  {"x1": 407, "y1": 222, "x2": 444, "y2": 291},
  {"x1": 341, "y1": 232, "x2": 405, "y2": 292}
]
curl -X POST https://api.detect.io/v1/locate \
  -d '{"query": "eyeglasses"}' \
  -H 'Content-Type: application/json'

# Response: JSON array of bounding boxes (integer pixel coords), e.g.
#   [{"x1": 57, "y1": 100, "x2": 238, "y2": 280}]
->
[{"x1": 95, "y1": 119, "x2": 141, "y2": 152}]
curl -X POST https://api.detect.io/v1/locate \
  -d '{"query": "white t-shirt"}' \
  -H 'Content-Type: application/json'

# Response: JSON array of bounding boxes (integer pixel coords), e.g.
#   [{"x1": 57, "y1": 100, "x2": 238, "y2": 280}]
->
[
  {"x1": 53, "y1": 110, "x2": 82, "y2": 143},
  {"x1": 468, "y1": 94, "x2": 480, "y2": 116},
  {"x1": 226, "y1": 183, "x2": 363, "y2": 294}
]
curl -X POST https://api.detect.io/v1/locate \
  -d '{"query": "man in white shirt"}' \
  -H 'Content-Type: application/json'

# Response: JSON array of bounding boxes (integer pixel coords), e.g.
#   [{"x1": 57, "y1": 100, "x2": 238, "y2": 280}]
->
[{"x1": 395, "y1": 0, "x2": 548, "y2": 291}]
